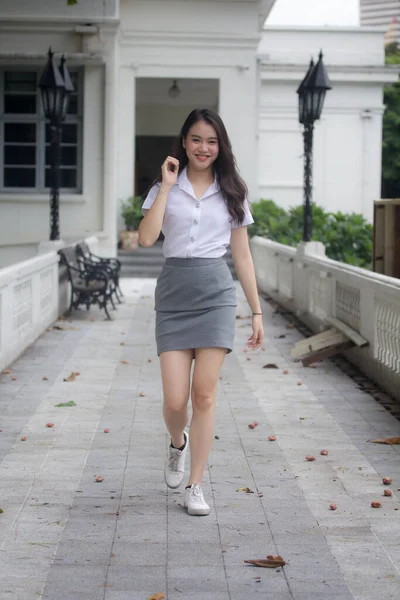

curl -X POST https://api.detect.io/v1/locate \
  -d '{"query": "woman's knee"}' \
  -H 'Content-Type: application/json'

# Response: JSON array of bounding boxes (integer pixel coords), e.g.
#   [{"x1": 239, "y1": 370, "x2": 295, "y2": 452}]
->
[
  {"x1": 191, "y1": 387, "x2": 215, "y2": 412},
  {"x1": 163, "y1": 395, "x2": 188, "y2": 414}
]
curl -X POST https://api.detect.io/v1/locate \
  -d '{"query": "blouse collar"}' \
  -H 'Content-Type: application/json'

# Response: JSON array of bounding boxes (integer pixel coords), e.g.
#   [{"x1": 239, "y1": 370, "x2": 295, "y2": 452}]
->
[{"x1": 177, "y1": 166, "x2": 220, "y2": 199}]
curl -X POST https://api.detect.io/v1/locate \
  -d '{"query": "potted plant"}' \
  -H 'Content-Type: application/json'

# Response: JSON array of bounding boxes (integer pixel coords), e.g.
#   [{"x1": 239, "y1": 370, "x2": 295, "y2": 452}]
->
[{"x1": 120, "y1": 195, "x2": 144, "y2": 250}]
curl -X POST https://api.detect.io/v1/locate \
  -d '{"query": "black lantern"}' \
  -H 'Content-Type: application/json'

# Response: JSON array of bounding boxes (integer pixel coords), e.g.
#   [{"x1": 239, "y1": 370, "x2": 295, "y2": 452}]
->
[
  {"x1": 297, "y1": 51, "x2": 331, "y2": 242},
  {"x1": 59, "y1": 55, "x2": 75, "y2": 119},
  {"x1": 297, "y1": 58, "x2": 314, "y2": 125},
  {"x1": 38, "y1": 48, "x2": 74, "y2": 241},
  {"x1": 38, "y1": 48, "x2": 66, "y2": 123}
]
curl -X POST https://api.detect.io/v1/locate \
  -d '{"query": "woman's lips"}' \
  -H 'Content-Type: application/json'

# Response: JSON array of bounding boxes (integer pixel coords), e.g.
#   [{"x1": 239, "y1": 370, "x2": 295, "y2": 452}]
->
[{"x1": 195, "y1": 155, "x2": 210, "y2": 162}]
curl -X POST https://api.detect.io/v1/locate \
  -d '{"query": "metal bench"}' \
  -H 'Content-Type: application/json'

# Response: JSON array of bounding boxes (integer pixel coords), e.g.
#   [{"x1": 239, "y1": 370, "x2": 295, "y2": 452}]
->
[
  {"x1": 76, "y1": 241, "x2": 123, "y2": 302},
  {"x1": 58, "y1": 246, "x2": 116, "y2": 320}
]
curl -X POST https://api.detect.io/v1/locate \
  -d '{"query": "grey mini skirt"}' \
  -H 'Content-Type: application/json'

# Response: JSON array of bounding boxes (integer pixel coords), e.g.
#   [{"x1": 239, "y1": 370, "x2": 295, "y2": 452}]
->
[{"x1": 154, "y1": 257, "x2": 237, "y2": 356}]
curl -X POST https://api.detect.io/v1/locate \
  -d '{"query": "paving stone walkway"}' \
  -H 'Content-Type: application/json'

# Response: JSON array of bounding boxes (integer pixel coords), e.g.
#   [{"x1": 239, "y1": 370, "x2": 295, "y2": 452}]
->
[{"x1": 0, "y1": 278, "x2": 400, "y2": 600}]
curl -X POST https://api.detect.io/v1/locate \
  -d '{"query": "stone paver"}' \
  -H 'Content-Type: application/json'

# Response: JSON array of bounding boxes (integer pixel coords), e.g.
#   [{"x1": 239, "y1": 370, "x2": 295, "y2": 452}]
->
[{"x1": 0, "y1": 278, "x2": 399, "y2": 600}]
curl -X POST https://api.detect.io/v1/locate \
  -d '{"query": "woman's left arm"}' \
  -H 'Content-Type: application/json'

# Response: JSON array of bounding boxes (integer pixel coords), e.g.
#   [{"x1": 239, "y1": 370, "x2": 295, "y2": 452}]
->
[{"x1": 230, "y1": 227, "x2": 264, "y2": 350}]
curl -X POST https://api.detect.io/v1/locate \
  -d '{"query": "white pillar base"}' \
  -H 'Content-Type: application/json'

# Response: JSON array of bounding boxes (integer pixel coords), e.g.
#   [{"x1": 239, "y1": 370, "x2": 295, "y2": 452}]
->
[{"x1": 296, "y1": 241, "x2": 326, "y2": 258}]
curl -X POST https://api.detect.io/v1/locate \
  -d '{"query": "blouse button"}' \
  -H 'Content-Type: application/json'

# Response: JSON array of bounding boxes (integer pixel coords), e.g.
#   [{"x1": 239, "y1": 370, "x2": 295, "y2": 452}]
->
[
  {"x1": 190, "y1": 237, "x2": 195, "y2": 242},
  {"x1": 196, "y1": 202, "x2": 200, "y2": 208},
  {"x1": 194, "y1": 219, "x2": 198, "y2": 224}
]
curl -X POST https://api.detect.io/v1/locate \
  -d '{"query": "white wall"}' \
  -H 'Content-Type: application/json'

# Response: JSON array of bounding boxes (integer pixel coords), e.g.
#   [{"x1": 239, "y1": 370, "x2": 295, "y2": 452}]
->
[
  {"x1": 0, "y1": 0, "x2": 118, "y2": 21},
  {"x1": 257, "y1": 26, "x2": 395, "y2": 221},
  {"x1": 117, "y1": 0, "x2": 261, "y2": 202}
]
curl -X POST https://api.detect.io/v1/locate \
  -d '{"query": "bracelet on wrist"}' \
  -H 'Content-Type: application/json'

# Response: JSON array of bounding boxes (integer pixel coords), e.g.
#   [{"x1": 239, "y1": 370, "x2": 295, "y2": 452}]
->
[
  {"x1": 159, "y1": 188, "x2": 169, "y2": 196},
  {"x1": 252, "y1": 312, "x2": 262, "y2": 316}
]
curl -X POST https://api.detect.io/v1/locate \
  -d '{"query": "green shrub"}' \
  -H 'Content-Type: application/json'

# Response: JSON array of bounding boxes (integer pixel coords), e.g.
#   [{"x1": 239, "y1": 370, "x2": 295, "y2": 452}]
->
[
  {"x1": 248, "y1": 199, "x2": 373, "y2": 269},
  {"x1": 120, "y1": 196, "x2": 144, "y2": 230}
]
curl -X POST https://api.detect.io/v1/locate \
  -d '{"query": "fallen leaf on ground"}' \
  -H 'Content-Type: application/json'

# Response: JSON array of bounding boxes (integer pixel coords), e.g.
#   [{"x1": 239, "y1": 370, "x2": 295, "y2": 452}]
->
[
  {"x1": 320, "y1": 449, "x2": 328, "y2": 456},
  {"x1": 148, "y1": 359, "x2": 152, "y2": 363},
  {"x1": 0, "y1": 508, "x2": 3, "y2": 513},
  {"x1": 43, "y1": 376, "x2": 48, "y2": 381},
  {"x1": 263, "y1": 363, "x2": 278, "y2": 369},
  {"x1": 120, "y1": 342, "x2": 125, "y2": 346},
  {"x1": 63, "y1": 372, "x2": 77, "y2": 382},
  {"x1": 275, "y1": 334, "x2": 286, "y2": 339},
  {"x1": 268, "y1": 435, "x2": 276, "y2": 441},
  {"x1": 329, "y1": 504, "x2": 337, "y2": 510},
  {"x1": 139, "y1": 392, "x2": 146, "y2": 397},
  {"x1": 21, "y1": 436, "x2": 27, "y2": 441},
  {"x1": 383, "y1": 477, "x2": 392, "y2": 485},
  {"x1": 248, "y1": 422, "x2": 258, "y2": 429},
  {"x1": 53, "y1": 325, "x2": 66, "y2": 330},
  {"x1": 236, "y1": 487, "x2": 254, "y2": 494},
  {"x1": 148, "y1": 594, "x2": 165, "y2": 600},
  {"x1": 283, "y1": 369, "x2": 289, "y2": 374},
  {"x1": 297, "y1": 381, "x2": 303, "y2": 386},
  {"x1": 104, "y1": 429, "x2": 110, "y2": 433},
  {"x1": 305, "y1": 455, "x2": 316, "y2": 461},
  {"x1": 369, "y1": 437, "x2": 400, "y2": 445},
  {"x1": 384, "y1": 489, "x2": 392, "y2": 497},
  {"x1": 11, "y1": 376, "x2": 16, "y2": 381},
  {"x1": 95, "y1": 476, "x2": 104, "y2": 482},
  {"x1": 244, "y1": 555, "x2": 286, "y2": 568},
  {"x1": 371, "y1": 501, "x2": 381, "y2": 508},
  {"x1": 287, "y1": 323, "x2": 295, "y2": 329},
  {"x1": 2, "y1": 369, "x2": 10, "y2": 374},
  {"x1": 121, "y1": 360, "x2": 129, "y2": 365},
  {"x1": 46, "y1": 422, "x2": 55, "y2": 428},
  {"x1": 55, "y1": 401, "x2": 77, "y2": 407},
  {"x1": 247, "y1": 357, "x2": 252, "y2": 361}
]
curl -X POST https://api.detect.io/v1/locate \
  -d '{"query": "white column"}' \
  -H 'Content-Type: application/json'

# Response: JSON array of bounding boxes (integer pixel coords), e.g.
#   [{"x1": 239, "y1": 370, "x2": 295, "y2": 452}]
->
[
  {"x1": 117, "y1": 66, "x2": 136, "y2": 232},
  {"x1": 219, "y1": 63, "x2": 258, "y2": 201},
  {"x1": 101, "y1": 33, "x2": 119, "y2": 257},
  {"x1": 361, "y1": 108, "x2": 384, "y2": 223}
]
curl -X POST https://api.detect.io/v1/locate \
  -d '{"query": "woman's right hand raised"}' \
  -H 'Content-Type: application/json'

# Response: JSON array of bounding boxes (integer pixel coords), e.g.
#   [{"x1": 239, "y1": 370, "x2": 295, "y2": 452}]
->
[{"x1": 161, "y1": 156, "x2": 179, "y2": 188}]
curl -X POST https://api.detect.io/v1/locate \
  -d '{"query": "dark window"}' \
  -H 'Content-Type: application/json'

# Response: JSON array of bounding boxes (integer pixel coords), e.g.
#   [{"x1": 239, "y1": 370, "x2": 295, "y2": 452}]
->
[{"x1": 1, "y1": 68, "x2": 82, "y2": 192}]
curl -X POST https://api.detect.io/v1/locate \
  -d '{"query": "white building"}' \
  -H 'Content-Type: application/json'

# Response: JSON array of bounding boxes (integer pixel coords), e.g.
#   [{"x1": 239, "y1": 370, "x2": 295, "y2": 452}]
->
[
  {"x1": 360, "y1": 0, "x2": 400, "y2": 44},
  {"x1": 0, "y1": 0, "x2": 397, "y2": 267}
]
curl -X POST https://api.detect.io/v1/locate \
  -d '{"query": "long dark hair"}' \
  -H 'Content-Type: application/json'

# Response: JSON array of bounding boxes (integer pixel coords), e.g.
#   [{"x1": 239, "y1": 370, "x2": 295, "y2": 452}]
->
[{"x1": 157, "y1": 108, "x2": 249, "y2": 226}]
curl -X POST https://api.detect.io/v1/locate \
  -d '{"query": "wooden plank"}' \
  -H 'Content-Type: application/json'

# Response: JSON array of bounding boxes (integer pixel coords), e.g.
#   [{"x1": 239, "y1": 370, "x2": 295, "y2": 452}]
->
[
  {"x1": 325, "y1": 317, "x2": 369, "y2": 348},
  {"x1": 291, "y1": 328, "x2": 347, "y2": 360},
  {"x1": 301, "y1": 341, "x2": 354, "y2": 367}
]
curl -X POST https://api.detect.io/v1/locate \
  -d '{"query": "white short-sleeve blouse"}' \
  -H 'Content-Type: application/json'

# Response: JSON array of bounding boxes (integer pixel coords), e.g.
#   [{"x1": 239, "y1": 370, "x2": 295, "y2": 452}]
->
[{"x1": 142, "y1": 167, "x2": 254, "y2": 258}]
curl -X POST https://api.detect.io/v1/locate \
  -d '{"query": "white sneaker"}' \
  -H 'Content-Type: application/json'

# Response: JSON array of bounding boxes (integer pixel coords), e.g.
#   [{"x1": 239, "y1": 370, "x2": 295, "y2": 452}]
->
[
  {"x1": 184, "y1": 484, "x2": 210, "y2": 516},
  {"x1": 164, "y1": 431, "x2": 189, "y2": 489}
]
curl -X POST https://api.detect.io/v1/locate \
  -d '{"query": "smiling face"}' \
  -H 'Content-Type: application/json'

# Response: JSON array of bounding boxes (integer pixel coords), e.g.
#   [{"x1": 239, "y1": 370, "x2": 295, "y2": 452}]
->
[{"x1": 183, "y1": 119, "x2": 219, "y2": 172}]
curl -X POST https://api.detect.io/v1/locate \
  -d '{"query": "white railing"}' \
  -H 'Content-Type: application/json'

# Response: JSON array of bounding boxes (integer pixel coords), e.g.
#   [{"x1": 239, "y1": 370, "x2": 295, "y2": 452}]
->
[
  {"x1": 250, "y1": 236, "x2": 400, "y2": 401},
  {"x1": 0, "y1": 252, "x2": 60, "y2": 374}
]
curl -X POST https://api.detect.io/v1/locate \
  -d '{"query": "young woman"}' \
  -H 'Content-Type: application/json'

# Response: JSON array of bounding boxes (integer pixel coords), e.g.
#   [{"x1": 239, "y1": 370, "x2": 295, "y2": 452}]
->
[{"x1": 138, "y1": 108, "x2": 264, "y2": 516}]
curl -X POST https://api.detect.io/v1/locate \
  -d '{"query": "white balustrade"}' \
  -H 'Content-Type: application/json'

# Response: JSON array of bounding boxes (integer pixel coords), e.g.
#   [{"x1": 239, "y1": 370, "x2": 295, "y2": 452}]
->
[
  {"x1": 250, "y1": 236, "x2": 400, "y2": 401},
  {"x1": 0, "y1": 252, "x2": 60, "y2": 373}
]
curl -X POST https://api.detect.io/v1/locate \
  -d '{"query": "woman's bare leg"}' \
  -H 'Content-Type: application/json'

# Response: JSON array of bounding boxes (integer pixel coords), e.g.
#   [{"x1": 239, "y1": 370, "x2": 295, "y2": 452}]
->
[
  {"x1": 188, "y1": 347, "x2": 227, "y2": 485},
  {"x1": 160, "y1": 349, "x2": 193, "y2": 448}
]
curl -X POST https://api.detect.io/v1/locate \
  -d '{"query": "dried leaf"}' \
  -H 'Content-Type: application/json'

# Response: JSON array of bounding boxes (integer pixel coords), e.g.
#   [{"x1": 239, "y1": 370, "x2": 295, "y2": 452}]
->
[
  {"x1": 371, "y1": 501, "x2": 381, "y2": 508},
  {"x1": 2, "y1": 369, "x2": 10, "y2": 374},
  {"x1": 11, "y1": 376, "x2": 17, "y2": 381},
  {"x1": 263, "y1": 363, "x2": 278, "y2": 369},
  {"x1": 46, "y1": 422, "x2": 55, "y2": 428},
  {"x1": 96, "y1": 476, "x2": 104, "y2": 482},
  {"x1": 369, "y1": 437, "x2": 400, "y2": 445},
  {"x1": 121, "y1": 360, "x2": 129, "y2": 365},
  {"x1": 305, "y1": 455, "x2": 316, "y2": 461},
  {"x1": 63, "y1": 372, "x2": 76, "y2": 382},
  {"x1": 383, "y1": 477, "x2": 392, "y2": 485},
  {"x1": 21, "y1": 436, "x2": 27, "y2": 441},
  {"x1": 283, "y1": 370, "x2": 289, "y2": 374},
  {"x1": 104, "y1": 429, "x2": 110, "y2": 433},
  {"x1": 248, "y1": 422, "x2": 258, "y2": 429},
  {"x1": 55, "y1": 401, "x2": 77, "y2": 407},
  {"x1": 0, "y1": 508, "x2": 3, "y2": 513},
  {"x1": 275, "y1": 334, "x2": 286, "y2": 339},
  {"x1": 236, "y1": 487, "x2": 254, "y2": 494},
  {"x1": 286, "y1": 323, "x2": 295, "y2": 329},
  {"x1": 244, "y1": 555, "x2": 286, "y2": 568},
  {"x1": 329, "y1": 504, "x2": 337, "y2": 510},
  {"x1": 120, "y1": 342, "x2": 125, "y2": 346},
  {"x1": 43, "y1": 376, "x2": 49, "y2": 381},
  {"x1": 320, "y1": 449, "x2": 328, "y2": 456},
  {"x1": 384, "y1": 489, "x2": 392, "y2": 497},
  {"x1": 139, "y1": 392, "x2": 146, "y2": 397},
  {"x1": 268, "y1": 435, "x2": 276, "y2": 441},
  {"x1": 53, "y1": 325, "x2": 66, "y2": 330},
  {"x1": 148, "y1": 594, "x2": 165, "y2": 600}
]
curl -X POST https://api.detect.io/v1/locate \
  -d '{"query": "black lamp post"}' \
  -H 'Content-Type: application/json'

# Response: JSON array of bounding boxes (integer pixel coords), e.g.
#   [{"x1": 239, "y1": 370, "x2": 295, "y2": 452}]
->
[
  {"x1": 38, "y1": 48, "x2": 74, "y2": 241},
  {"x1": 297, "y1": 51, "x2": 332, "y2": 242}
]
